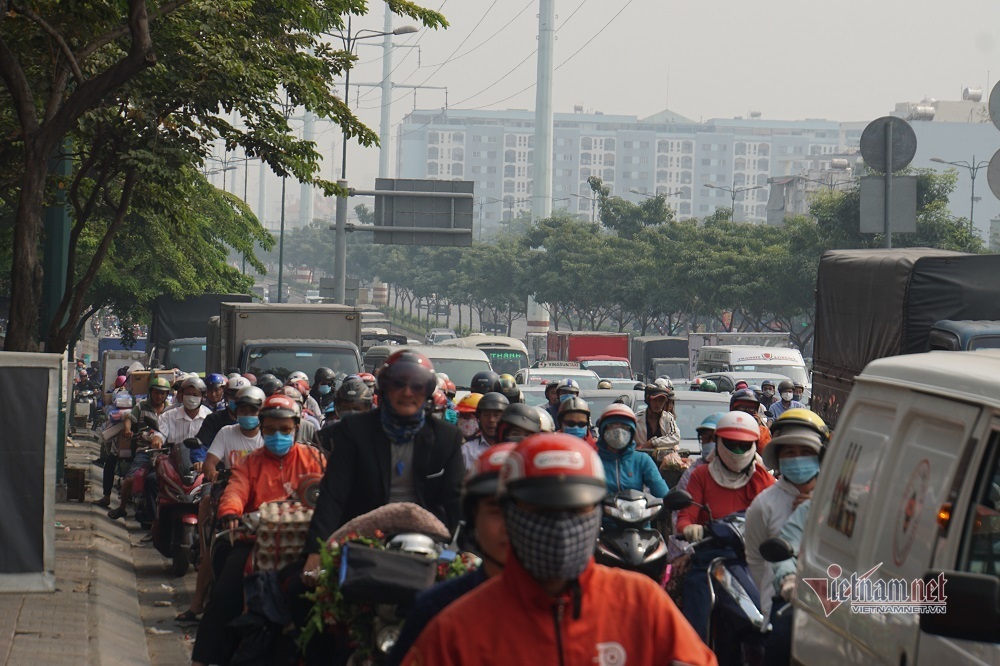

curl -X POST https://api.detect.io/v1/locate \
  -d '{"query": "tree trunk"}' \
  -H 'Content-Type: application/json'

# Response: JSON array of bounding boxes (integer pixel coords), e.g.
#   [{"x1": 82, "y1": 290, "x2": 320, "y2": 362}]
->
[{"x1": 4, "y1": 158, "x2": 49, "y2": 351}]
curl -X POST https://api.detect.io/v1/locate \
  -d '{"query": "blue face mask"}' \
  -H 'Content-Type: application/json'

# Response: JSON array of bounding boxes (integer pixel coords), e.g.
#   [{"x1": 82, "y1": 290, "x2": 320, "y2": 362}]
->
[
  {"x1": 701, "y1": 442, "x2": 715, "y2": 458},
  {"x1": 238, "y1": 415, "x2": 260, "y2": 431},
  {"x1": 559, "y1": 394, "x2": 573, "y2": 403},
  {"x1": 563, "y1": 425, "x2": 588, "y2": 439},
  {"x1": 263, "y1": 431, "x2": 294, "y2": 456},
  {"x1": 444, "y1": 408, "x2": 458, "y2": 425},
  {"x1": 779, "y1": 455, "x2": 820, "y2": 485},
  {"x1": 227, "y1": 400, "x2": 238, "y2": 413},
  {"x1": 318, "y1": 384, "x2": 332, "y2": 395}
]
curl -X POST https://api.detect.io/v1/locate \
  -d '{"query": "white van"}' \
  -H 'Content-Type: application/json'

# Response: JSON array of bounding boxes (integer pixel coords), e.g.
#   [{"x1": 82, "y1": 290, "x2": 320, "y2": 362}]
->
[
  {"x1": 696, "y1": 345, "x2": 809, "y2": 390},
  {"x1": 438, "y1": 335, "x2": 529, "y2": 376},
  {"x1": 791, "y1": 350, "x2": 1000, "y2": 665}
]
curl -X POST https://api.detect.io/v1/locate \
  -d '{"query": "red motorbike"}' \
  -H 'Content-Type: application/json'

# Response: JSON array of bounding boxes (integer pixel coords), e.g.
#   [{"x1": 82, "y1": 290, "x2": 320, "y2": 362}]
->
[{"x1": 152, "y1": 438, "x2": 208, "y2": 576}]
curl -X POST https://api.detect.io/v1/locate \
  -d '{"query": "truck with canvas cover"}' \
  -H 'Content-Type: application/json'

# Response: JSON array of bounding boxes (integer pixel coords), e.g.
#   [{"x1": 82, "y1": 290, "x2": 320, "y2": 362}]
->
[
  {"x1": 630, "y1": 336, "x2": 689, "y2": 382},
  {"x1": 812, "y1": 248, "x2": 1000, "y2": 428},
  {"x1": 149, "y1": 293, "x2": 250, "y2": 369},
  {"x1": 546, "y1": 331, "x2": 629, "y2": 364}
]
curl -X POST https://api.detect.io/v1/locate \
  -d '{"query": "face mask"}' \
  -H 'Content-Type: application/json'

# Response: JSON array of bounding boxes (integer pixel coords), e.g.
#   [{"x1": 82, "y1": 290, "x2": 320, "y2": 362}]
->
[
  {"x1": 559, "y1": 393, "x2": 573, "y2": 403},
  {"x1": 318, "y1": 384, "x2": 332, "y2": 395},
  {"x1": 227, "y1": 400, "x2": 238, "y2": 413},
  {"x1": 717, "y1": 440, "x2": 756, "y2": 473},
  {"x1": 183, "y1": 395, "x2": 202, "y2": 411},
  {"x1": 504, "y1": 503, "x2": 601, "y2": 581},
  {"x1": 604, "y1": 428, "x2": 632, "y2": 450},
  {"x1": 763, "y1": 389, "x2": 774, "y2": 397},
  {"x1": 780, "y1": 455, "x2": 820, "y2": 484},
  {"x1": 459, "y1": 418, "x2": 479, "y2": 438},
  {"x1": 237, "y1": 415, "x2": 260, "y2": 431},
  {"x1": 701, "y1": 442, "x2": 715, "y2": 458},
  {"x1": 263, "y1": 431, "x2": 294, "y2": 456},
  {"x1": 563, "y1": 425, "x2": 588, "y2": 439},
  {"x1": 444, "y1": 408, "x2": 458, "y2": 425},
  {"x1": 780, "y1": 391, "x2": 793, "y2": 402}
]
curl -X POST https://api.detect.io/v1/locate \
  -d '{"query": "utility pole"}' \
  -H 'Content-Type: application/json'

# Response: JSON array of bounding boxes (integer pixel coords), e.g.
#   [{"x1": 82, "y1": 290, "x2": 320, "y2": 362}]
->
[
  {"x1": 379, "y1": 3, "x2": 393, "y2": 178},
  {"x1": 300, "y1": 112, "x2": 316, "y2": 226},
  {"x1": 532, "y1": 0, "x2": 555, "y2": 222}
]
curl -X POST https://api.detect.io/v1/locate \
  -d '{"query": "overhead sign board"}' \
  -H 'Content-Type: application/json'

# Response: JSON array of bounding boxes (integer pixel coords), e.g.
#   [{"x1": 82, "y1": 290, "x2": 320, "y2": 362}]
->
[{"x1": 372, "y1": 178, "x2": 474, "y2": 247}]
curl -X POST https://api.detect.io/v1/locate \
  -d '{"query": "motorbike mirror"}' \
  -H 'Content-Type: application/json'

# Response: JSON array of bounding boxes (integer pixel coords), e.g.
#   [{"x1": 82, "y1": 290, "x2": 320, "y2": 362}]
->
[
  {"x1": 662, "y1": 488, "x2": 693, "y2": 511},
  {"x1": 759, "y1": 537, "x2": 794, "y2": 563},
  {"x1": 216, "y1": 460, "x2": 226, "y2": 472},
  {"x1": 183, "y1": 437, "x2": 201, "y2": 450}
]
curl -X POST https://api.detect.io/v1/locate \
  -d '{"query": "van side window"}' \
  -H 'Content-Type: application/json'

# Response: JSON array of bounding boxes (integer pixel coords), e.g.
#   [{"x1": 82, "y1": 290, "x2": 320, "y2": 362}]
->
[{"x1": 958, "y1": 434, "x2": 1000, "y2": 576}]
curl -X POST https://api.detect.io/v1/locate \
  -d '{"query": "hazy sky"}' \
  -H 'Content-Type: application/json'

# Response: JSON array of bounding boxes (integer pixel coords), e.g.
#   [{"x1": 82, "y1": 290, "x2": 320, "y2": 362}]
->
[{"x1": 324, "y1": 0, "x2": 1000, "y2": 187}]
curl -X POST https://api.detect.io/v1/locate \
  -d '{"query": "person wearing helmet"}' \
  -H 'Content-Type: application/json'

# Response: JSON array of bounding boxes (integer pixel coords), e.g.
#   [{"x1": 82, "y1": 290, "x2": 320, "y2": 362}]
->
[
  {"x1": 597, "y1": 379, "x2": 613, "y2": 390},
  {"x1": 767, "y1": 380, "x2": 806, "y2": 420},
  {"x1": 635, "y1": 381, "x2": 681, "y2": 456},
  {"x1": 193, "y1": 393, "x2": 326, "y2": 666},
  {"x1": 497, "y1": 374, "x2": 522, "y2": 404},
  {"x1": 389, "y1": 444, "x2": 517, "y2": 664},
  {"x1": 689, "y1": 377, "x2": 705, "y2": 391},
  {"x1": 280, "y1": 385, "x2": 320, "y2": 446},
  {"x1": 311, "y1": 367, "x2": 337, "y2": 413},
  {"x1": 792, "y1": 381, "x2": 806, "y2": 406},
  {"x1": 242, "y1": 373, "x2": 257, "y2": 386},
  {"x1": 454, "y1": 393, "x2": 483, "y2": 443},
  {"x1": 470, "y1": 370, "x2": 502, "y2": 395},
  {"x1": 734, "y1": 380, "x2": 750, "y2": 392},
  {"x1": 195, "y1": 375, "x2": 252, "y2": 451},
  {"x1": 543, "y1": 380, "x2": 560, "y2": 411},
  {"x1": 557, "y1": 396, "x2": 595, "y2": 446},
  {"x1": 544, "y1": 378, "x2": 580, "y2": 420},
  {"x1": 442, "y1": 378, "x2": 457, "y2": 402},
  {"x1": 301, "y1": 350, "x2": 465, "y2": 590},
  {"x1": 675, "y1": 411, "x2": 774, "y2": 641},
  {"x1": 729, "y1": 387, "x2": 772, "y2": 451},
  {"x1": 595, "y1": 404, "x2": 668, "y2": 498},
  {"x1": 461, "y1": 392, "x2": 510, "y2": 469},
  {"x1": 496, "y1": 403, "x2": 544, "y2": 443},
  {"x1": 402, "y1": 434, "x2": 714, "y2": 666},
  {"x1": 335, "y1": 376, "x2": 375, "y2": 419},
  {"x1": 670, "y1": 412, "x2": 727, "y2": 521},
  {"x1": 287, "y1": 374, "x2": 322, "y2": 420},
  {"x1": 700, "y1": 379, "x2": 718, "y2": 393},
  {"x1": 745, "y1": 408, "x2": 828, "y2": 625},
  {"x1": 758, "y1": 379, "x2": 778, "y2": 414},
  {"x1": 204, "y1": 373, "x2": 228, "y2": 411},
  {"x1": 256, "y1": 373, "x2": 283, "y2": 398}
]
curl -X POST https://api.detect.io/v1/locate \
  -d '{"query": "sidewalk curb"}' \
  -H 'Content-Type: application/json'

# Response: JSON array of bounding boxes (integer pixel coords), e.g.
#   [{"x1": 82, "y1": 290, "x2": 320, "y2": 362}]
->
[{"x1": 83, "y1": 445, "x2": 152, "y2": 665}]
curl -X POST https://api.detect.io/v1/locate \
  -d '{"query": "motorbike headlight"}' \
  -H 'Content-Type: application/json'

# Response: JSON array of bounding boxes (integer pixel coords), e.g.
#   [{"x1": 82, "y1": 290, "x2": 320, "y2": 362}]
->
[
  {"x1": 375, "y1": 624, "x2": 401, "y2": 655},
  {"x1": 611, "y1": 497, "x2": 651, "y2": 522}
]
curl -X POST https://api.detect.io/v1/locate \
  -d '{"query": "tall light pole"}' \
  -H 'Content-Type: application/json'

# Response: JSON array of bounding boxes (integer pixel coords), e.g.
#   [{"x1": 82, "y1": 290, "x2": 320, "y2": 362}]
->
[
  {"x1": 476, "y1": 197, "x2": 504, "y2": 240},
  {"x1": 931, "y1": 155, "x2": 989, "y2": 232},
  {"x1": 276, "y1": 94, "x2": 295, "y2": 304},
  {"x1": 704, "y1": 177, "x2": 764, "y2": 222},
  {"x1": 569, "y1": 192, "x2": 598, "y2": 222}
]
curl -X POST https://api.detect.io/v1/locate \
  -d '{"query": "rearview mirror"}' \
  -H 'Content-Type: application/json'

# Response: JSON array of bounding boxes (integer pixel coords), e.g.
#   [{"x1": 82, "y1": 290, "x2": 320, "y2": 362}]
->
[
  {"x1": 183, "y1": 437, "x2": 201, "y2": 450},
  {"x1": 759, "y1": 537, "x2": 794, "y2": 563},
  {"x1": 662, "y1": 488, "x2": 693, "y2": 511},
  {"x1": 920, "y1": 570, "x2": 1000, "y2": 642}
]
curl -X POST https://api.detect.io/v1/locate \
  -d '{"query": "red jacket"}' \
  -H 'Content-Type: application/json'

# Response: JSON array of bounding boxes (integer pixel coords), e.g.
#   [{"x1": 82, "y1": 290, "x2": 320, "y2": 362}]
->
[
  {"x1": 218, "y1": 443, "x2": 325, "y2": 518},
  {"x1": 675, "y1": 462, "x2": 774, "y2": 531},
  {"x1": 403, "y1": 551, "x2": 717, "y2": 666}
]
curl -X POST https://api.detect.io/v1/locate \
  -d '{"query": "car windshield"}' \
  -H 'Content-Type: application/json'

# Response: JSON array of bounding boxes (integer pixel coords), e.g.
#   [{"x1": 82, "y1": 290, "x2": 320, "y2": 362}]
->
[
  {"x1": 483, "y1": 349, "x2": 529, "y2": 376},
  {"x1": 733, "y1": 364, "x2": 808, "y2": 386},
  {"x1": 246, "y1": 347, "x2": 360, "y2": 382},
  {"x1": 528, "y1": 373, "x2": 600, "y2": 389},
  {"x1": 653, "y1": 360, "x2": 690, "y2": 380},
  {"x1": 970, "y1": 336, "x2": 1000, "y2": 351},
  {"x1": 581, "y1": 361, "x2": 632, "y2": 379},
  {"x1": 166, "y1": 343, "x2": 206, "y2": 374},
  {"x1": 428, "y1": 358, "x2": 492, "y2": 390},
  {"x1": 673, "y1": 399, "x2": 729, "y2": 448}
]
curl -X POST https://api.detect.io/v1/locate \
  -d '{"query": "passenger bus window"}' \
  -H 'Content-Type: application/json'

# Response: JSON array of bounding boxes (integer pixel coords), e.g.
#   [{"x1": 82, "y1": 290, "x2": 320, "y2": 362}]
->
[{"x1": 959, "y1": 435, "x2": 1000, "y2": 576}]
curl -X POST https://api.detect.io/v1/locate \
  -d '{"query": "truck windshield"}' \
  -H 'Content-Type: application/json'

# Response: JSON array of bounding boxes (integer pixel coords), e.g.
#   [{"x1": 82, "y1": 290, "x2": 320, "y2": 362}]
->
[
  {"x1": 483, "y1": 349, "x2": 529, "y2": 376},
  {"x1": 580, "y1": 361, "x2": 632, "y2": 379},
  {"x1": 427, "y1": 358, "x2": 492, "y2": 390},
  {"x1": 733, "y1": 364, "x2": 808, "y2": 386},
  {"x1": 246, "y1": 347, "x2": 360, "y2": 382},
  {"x1": 653, "y1": 360, "x2": 690, "y2": 380},
  {"x1": 970, "y1": 336, "x2": 1000, "y2": 351},
  {"x1": 167, "y1": 343, "x2": 207, "y2": 374}
]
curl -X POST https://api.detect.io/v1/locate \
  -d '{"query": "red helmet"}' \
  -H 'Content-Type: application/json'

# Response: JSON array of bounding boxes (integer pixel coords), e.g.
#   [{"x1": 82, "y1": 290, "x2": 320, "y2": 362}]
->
[
  {"x1": 443, "y1": 379, "x2": 456, "y2": 395},
  {"x1": 242, "y1": 373, "x2": 257, "y2": 386},
  {"x1": 358, "y1": 372, "x2": 376, "y2": 389},
  {"x1": 595, "y1": 403, "x2": 637, "y2": 430},
  {"x1": 114, "y1": 376, "x2": 127, "y2": 389},
  {"x1": 430, "y1": 389, "x2": 448, "y2": 412},
  {"x1": 498, "y1": 433, "x2": 606, "y2": 509},
  {"x1": 258, "y1": 394, "x2": 301, "y2": 421},
  {"x1": 377, "y1": 350, "x2": 436, "y2": 399},
  {"x1": 293, "y1": 379, "x2": 310, "y2": 396},
  {"x1": 463, "y1": 442, "x2": 518, "y2": 527},
  {"x1": 715, "y1": 411, "x2": 760, "y2": 442}
]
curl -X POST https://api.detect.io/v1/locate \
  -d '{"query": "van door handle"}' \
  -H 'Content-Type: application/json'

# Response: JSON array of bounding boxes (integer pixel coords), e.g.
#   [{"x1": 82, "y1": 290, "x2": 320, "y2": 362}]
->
[{"x1": 426, "y1": 468, "x2": 445, "y2": 479}]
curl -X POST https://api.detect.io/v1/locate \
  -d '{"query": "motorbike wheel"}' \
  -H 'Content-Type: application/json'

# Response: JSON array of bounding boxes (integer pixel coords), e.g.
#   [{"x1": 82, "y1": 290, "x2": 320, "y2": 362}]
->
[{"x1": 171, "y1": 546, "x2": 191, "y2": 577}]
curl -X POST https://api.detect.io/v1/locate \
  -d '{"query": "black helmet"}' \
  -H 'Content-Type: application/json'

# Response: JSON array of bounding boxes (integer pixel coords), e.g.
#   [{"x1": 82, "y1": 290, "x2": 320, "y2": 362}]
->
[
  {"x1": 470, "y1": 370, "x2": 502, "y2": 395},
  {"x1": 257, "y1": 373, "x2": 283, "y2": 397},
  {"x1": 498, "y1": 375, "x2": 521, "y2": 403},
  {"x1": 313, "y1": 367, "x2": 336, "y2": 385},
  {"x1": 730, "y1": 388, "x2": 761, "y2": 409},
  {"x1": 336, "y1": 376, "x2": 373, "y2": 406},
  {"x1": 476, "y1": 391, "x2": 510, "y2": 414},
  {"x1": 777, "y1": 380, "x2": 795, "y2": 393},
  {"x1": 497, "y1": 403, "x2": 544, "y2": 442}
]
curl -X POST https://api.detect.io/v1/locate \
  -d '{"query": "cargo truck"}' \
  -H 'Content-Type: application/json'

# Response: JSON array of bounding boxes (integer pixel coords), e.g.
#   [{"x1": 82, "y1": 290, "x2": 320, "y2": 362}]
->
[
  {"x1": 546, "y1": 331, "x2": 632, "y2": 379},
  {"x1": 630, "y1": 336, "x2": 689, "y2": 382},
  {"x1": 206, "y1": 303, "x2": 363, "y2": 380},
  {"x1": 148, "y1": 293, "x2": 251, "y2": 370},
  {"x1": 811, "y1": 248, "x2": 1000, "y2": 428}
]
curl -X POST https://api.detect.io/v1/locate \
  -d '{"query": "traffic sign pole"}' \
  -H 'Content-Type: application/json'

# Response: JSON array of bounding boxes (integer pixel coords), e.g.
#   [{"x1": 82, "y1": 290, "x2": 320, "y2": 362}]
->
[{"x1": 885, "y1": 122, "x2": 892, "y2": 248}]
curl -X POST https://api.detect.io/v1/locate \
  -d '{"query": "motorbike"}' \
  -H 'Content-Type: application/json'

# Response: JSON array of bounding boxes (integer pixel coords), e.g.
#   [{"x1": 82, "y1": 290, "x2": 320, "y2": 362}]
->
[
  {"x1": 152, "y1": 437, "x2": 208, "y2": 576},
  {"x1": 595, "y1": 489, "x2": 671, "y2": 585},
  {"x1": 664, "y1": 489, "x2": 768, "y2": 666},
  {"x1": 73, "y1": 385, "x2": 96, "y2": 430}
]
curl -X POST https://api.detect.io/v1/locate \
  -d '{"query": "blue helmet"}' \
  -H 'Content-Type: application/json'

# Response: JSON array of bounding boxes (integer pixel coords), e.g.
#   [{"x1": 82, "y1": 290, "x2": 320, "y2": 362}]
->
[
  {"x1": 205, "y1": 373, "x2": 227, "y2": 388},
  {"x1": 696, "y1": 412, "x2": 726, "y2": 434}
]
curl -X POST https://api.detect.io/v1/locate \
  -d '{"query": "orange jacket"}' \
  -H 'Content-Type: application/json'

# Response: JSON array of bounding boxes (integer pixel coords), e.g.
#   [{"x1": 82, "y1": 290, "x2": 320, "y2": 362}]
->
[
  {"x1": 217, "y1": 443, "x2": 326, "y2": 518},
  {"x1": 403, "y1": 552, "x2": 717, "y2": 666}
]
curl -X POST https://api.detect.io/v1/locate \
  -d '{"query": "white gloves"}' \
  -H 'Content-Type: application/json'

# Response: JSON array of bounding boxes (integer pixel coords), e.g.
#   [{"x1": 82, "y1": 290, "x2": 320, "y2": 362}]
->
[
  {"x1": 780, "y1": 575, "x2": 796, "y2": 601},
  {"x1": 683, "y1": 524, "x2": 704, "y2": 542}
]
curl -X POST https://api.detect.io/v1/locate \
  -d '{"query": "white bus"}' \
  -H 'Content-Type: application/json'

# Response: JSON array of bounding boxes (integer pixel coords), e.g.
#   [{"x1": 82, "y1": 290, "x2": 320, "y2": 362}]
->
[
  {"x1": 438, "y1": 335, "x2": 529, "y2": 376},
  {"x1": 695, "y1": 345, "x2": 809, "y2": 389}
]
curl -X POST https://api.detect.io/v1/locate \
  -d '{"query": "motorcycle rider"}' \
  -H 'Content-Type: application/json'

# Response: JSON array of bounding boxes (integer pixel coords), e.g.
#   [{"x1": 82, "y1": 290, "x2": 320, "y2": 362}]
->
[
  {"x1": 310, "y1": 367, "x2": 337, "y2": 414},
  {"x1": 280, "y1": 385, "x2": 320, "y2": 445},
  {"x1": 497, "y1": 374, "x2": 523, "y2": 404},
  {"x1": 546, "y1": 378, "x2": 580, "y2": 420},
  {"x1": 191, "y1": 394, "x2": 326, "y2": 666},
  {"x1": 256, "y1": 373, "x2": 283, "y2": 398},
  {"x1": 595, "y1": 404, "x2": 668, "y2": 498},
  {"x1": 454, "y1": 393, "x2": 482, "y2": 443},
  {"x1": 758, "y1": 379, "x2": 778, "y2": 414},
  {"x1": 204, "y1": 373, "x2": 228, "y2": 411},
  {"x1": 675, "y1": 411, "x2": 774, "y2": 641},
  {"x1": 729, "y1": 388, "x2": 772, "y2": 451},
  {"x1": 543, "y1": 381, "x2": 560, "y2": 413},
  {"x1": 556, "y1": 396, "x2": 596, "y2": 447},
  {"x1": 402, "y1": 434, "x2": 716, "y2": 666},
  {"x1": 196, "y1": 376, "x2": 250, "y2": 450},
  {"x1": 317, "y1": 376, "x2": 375, "y2": 453},
  {"x1": 792, "y1": 381, "x2": 807, "y2": 406},
  {"x1": 470, "y1": 370, "x2": 502, "y2": 395},
  {"x1": 496, "y1": 403, "x2": 545, "y2": 443},
  {"x1": 94, "y1": 376, "x2": 170, "y2": 510},
  {"x1": 461, "y1": 392, "x2": 509, "y2": 470},
  {"x1": 634, "y1": 380, "x2": 681, "y2": 455},
  {"x1": 388, "y1": 443, "x2": 517, "y2": 665},
  {"x1": 766, "y1": 380, "x2": 805, "y2": 420},
  {"x1": 744, "y1": 409, "x2": 828, "y2": 622}
]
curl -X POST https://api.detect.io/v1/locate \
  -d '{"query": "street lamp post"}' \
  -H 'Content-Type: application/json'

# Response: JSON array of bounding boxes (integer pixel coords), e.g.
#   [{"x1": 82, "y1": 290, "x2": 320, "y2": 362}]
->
[
  {"x1": 704, "y1": 178, "x2": 763, "y2": 222},
  {"x1": 931, "y1": 155, "x2": 989, "y2": 232},
  {"x1": 476, "y1": 197, "x2": 504, "y2": 240}
]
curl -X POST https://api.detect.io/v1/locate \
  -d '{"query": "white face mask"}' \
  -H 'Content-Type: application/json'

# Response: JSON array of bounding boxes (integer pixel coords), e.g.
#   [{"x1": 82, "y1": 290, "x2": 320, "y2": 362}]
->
[
  {"x1": 459, "y1": 418, "x2": 480, "y2": 438},
  {"x1": 780, "y1": 391, "x2": 793, "y2": 402},
  {"x1": 604, "y1": 428, "x2": 631, "y2": 450},
  {"x1": 763, "y1": 388, "x2": 774, "y2": 397},
  {"x1": 182, "y1": 395, "x2": 202, "y2": 410}
]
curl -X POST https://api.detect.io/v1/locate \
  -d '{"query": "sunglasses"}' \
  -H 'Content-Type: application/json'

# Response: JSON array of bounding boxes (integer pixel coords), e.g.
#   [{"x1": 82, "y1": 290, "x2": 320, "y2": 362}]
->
[
  {"x1": 387, "y1": 377, "x2": 428, "y2": 393},
  {"x1": 562, "y1": 420, "x2": 589, "y2": 428},
  {"x1": 721, "y1": 438, "x2": 753, "y2": 455}
]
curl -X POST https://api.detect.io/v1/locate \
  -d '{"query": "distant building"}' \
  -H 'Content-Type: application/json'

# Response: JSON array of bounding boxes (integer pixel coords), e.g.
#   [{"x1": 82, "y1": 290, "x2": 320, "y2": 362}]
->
[{"x1": 990, "y1": 217, "x2": 1000, "y2": 252}]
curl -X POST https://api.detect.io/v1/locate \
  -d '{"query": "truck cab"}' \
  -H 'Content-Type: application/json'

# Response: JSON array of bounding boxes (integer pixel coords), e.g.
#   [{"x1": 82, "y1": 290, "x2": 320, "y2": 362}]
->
[
  {"x1": 243, "y1": 339, "x2": 361, "y2": 382},
  {"x1": 928, "y1": 320, "x2": 1000, "y2": 352}
]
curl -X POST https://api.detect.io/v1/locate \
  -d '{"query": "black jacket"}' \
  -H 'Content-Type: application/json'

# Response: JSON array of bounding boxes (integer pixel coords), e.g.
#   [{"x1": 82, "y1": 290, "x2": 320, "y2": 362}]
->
[{"x1": 305, "y1": 409, "x2": 464, "y2": 553}]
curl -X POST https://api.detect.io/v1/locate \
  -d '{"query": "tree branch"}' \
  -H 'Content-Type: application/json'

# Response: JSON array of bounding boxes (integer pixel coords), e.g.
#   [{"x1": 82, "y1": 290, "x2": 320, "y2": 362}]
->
[
  {"x1": 78, "y1": 0, "x2": 192, "y2": 61},
  {"x1": 8, "y1": 2, "x2": 83, "y2": 82},
  {"x1": 0, "y1": 36, "x2": 38, "y2": 136}
]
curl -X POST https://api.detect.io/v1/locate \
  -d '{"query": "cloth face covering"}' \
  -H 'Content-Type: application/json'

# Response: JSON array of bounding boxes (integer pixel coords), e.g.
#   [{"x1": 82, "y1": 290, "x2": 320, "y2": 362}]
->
[{"x1": 504, "y1": 502, "x2": 601, "y2": 581}]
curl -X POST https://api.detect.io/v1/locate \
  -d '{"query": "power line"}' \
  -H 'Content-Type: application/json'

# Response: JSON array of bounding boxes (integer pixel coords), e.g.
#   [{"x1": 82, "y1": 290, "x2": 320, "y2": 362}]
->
[{"x1": 555, "y1": 0, "x2": 635, "y2": 72}]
